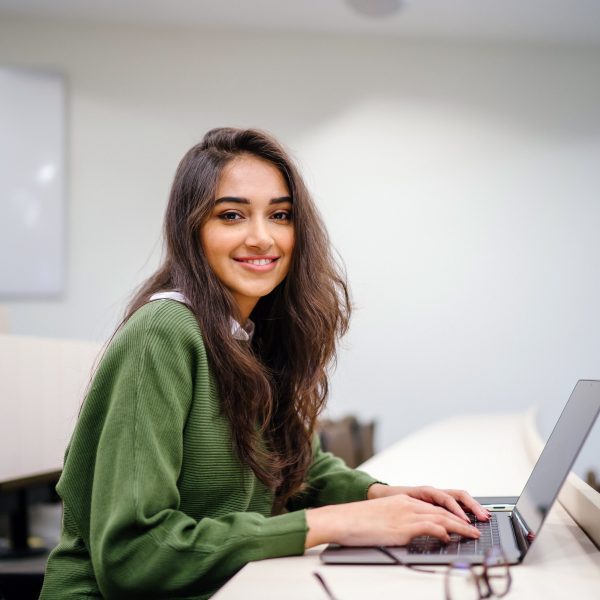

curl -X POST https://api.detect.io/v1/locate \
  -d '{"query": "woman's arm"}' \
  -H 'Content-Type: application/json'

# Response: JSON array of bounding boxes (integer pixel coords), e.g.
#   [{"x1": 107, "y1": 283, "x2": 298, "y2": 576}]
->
[
  {"x1": 305, "y1": 493, "x2": 482, "y2": 548},
  {"x1": 367, "y1": 484, "x2": 491, "y2": 521},
  {"x1": 59, "y1": 302, "x2": 309, "y2": 599},
  {"x1": 285, "y1": 435, "x2": 381, "y2": 511},
  {"x1": 287, "y1": 431, "x2": 488, "y2": 536},
  {"x1": 290, "y1": 435, "x2": 487, "y2": 549}
]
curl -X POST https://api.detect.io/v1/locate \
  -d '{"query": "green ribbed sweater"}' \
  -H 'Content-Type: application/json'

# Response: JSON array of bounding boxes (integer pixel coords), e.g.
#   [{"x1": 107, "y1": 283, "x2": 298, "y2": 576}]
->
[{"x1": 39, "y1": 300, "x2": 377, "y2": 599}]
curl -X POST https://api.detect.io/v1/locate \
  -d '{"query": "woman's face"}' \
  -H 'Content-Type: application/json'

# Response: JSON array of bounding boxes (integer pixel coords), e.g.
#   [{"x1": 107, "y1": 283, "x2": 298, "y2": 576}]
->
[{"x1": 201, "y1": 154, "x2": 295, "y2": 322}]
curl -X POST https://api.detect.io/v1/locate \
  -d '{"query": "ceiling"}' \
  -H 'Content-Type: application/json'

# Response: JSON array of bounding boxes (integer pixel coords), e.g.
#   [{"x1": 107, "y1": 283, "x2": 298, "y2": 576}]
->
[{"x1": 0, "y1": 0, "x2": 600, "y2": 47}]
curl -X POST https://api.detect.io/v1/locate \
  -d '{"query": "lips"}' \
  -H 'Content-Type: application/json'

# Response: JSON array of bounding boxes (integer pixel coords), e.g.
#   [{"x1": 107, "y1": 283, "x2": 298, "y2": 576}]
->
[{"x1": 234, "y1": 257, "x2": 279, "y2": 265}]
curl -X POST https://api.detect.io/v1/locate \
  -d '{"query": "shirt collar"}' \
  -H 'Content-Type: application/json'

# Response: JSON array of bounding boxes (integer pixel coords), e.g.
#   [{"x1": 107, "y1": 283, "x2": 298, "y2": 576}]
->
[
  {"x1": 149, "y1": 290, "x2": 254, "y2": 342},
  {"x1": 230, "y1": 318, "x2": 255, "y2": 342}
]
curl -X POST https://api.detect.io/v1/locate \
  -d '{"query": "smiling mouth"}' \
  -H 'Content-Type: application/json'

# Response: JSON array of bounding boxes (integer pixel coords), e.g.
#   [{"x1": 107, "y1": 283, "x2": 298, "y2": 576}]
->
[{"x1": 234, "y1": 257, "x2": 279, "y2": 265}]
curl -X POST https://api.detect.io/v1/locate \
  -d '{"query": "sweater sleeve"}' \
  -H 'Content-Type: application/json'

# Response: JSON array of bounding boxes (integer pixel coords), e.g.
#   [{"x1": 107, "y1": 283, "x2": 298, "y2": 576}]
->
[
  {"x1": 62, "y1": 303, "x2": 307, "y2": 599},
  {"x1": 286, "y1": 434, "x2": 381, "y2": 512}
]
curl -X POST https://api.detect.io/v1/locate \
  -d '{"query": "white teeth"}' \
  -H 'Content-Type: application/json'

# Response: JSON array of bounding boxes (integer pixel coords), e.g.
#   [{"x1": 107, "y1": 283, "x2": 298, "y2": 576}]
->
[{"x1": 243, "y1": 258, "x2": 273, "y2": 265}]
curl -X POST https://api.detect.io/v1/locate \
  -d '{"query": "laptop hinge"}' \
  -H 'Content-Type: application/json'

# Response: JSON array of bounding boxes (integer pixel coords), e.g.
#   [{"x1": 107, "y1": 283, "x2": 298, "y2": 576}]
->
[{"x1": 511, "y1": 509, "x2": 532, "y2": 555}]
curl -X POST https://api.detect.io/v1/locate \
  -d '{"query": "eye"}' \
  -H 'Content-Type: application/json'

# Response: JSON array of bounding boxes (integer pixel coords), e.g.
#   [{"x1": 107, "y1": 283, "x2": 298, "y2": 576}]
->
[
  {"x1": 218, "y1": 211, "x2": 244, "y2": 222},
  {"x1": 271, "y1": 210, "x2": 292, "y2": 221}
]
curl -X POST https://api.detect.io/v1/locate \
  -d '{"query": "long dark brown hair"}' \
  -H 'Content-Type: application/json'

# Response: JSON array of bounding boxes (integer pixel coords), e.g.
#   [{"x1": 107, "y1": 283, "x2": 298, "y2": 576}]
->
[{"x1": 124, "y1": 127, "x2": 350, "y2": 508}]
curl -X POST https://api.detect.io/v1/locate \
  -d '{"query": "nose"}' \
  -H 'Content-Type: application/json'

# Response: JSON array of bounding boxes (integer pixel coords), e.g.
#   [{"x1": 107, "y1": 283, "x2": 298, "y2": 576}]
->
[{"x1": 245, "y1": 217, "x2": 273, "y2": 251}]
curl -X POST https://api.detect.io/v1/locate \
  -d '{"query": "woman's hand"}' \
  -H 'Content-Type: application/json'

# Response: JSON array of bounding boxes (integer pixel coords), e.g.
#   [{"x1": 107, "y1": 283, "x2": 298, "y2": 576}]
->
[
  {"x1": 367, "y1": 484, "x2": 490, "y2": 523},
  {"x1": 305, "y1": 494, "x2": 482, "y2": 549}
]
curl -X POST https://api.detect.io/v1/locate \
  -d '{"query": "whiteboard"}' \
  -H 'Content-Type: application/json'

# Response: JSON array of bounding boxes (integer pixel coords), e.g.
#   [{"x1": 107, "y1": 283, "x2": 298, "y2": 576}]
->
[{"x1": 0, "y1": 67, "x2": 66, "y2": 297}]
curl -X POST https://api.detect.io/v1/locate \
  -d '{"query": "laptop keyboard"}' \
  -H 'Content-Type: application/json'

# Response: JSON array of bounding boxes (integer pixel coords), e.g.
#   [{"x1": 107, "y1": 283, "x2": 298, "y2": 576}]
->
[{"x1": 408, "y1": 512, "x2": 500, "y2": 556}]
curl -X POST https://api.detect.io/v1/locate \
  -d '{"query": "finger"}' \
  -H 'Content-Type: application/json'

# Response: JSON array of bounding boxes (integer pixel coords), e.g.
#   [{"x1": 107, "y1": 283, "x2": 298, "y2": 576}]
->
[
  {"x1": 426, "y1": 490, "x2": 471, "y2": 522},
  {"x1": 404, "y1": 522, "x2": 451, "y2": 544},
  {"x1": 447, "y1": 489, "x2": 490, "y2": 521},
  {"x1": 406, "y1": 517, "x2": 479, "y2": 542},
  {"x1": 432, "y1": 514, "x2": 481, "y2": 539},
  {"x1": 410, "y1": 500, "x2": 469, "y2": 526}
]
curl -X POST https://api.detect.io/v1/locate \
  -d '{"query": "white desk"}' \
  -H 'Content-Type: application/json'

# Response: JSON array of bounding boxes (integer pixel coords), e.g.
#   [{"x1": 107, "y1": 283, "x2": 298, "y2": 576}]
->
[{"x1": 213, "y1": 414, "x2": 600, "y2": 599}]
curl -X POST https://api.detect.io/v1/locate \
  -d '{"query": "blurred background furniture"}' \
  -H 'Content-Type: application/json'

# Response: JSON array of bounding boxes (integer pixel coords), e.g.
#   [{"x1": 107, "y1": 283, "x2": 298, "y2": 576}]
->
[
  {"x1": 0, "y1": 334, "x2": 100, "y2": 600},
  {"x1": 317, "y1": 416, "x2": 375, "y2": 468}
]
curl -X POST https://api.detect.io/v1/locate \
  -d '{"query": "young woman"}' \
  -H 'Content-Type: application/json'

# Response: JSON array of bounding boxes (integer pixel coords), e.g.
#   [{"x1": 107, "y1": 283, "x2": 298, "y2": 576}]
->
[{"x1": 40, "y1": 128, "x2": 488, "y2": 599}]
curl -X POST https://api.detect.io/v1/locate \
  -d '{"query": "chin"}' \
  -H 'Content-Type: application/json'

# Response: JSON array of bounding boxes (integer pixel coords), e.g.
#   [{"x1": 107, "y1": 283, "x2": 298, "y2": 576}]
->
[{"x1": 245, "y1": 287, "x2": 277, "y2": 300}]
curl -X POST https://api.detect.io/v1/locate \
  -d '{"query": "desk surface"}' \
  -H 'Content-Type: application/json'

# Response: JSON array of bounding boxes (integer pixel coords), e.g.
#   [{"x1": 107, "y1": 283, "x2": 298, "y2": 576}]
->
[{"x1": 213, "y1": 413, "x2": 600, "y2": 599}]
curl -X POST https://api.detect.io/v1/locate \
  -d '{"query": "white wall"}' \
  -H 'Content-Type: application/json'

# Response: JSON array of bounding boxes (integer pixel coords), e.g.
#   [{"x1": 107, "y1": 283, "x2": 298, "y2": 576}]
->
[{"x1": 1, "y1": 17, "x2": 599, "y2": 459}]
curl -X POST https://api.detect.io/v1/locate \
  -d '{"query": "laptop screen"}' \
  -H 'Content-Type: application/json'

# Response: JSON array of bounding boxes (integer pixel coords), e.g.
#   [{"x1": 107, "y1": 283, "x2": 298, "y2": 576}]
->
[{"x1": 514, "y1": 380, "x2": 600, "y2": 540}]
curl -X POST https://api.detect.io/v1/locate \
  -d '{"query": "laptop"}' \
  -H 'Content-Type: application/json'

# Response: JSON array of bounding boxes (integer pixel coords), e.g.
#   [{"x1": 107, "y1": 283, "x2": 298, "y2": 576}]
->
[{"x1": 320, "y1": 379, "x2": 600, "y2": 566}]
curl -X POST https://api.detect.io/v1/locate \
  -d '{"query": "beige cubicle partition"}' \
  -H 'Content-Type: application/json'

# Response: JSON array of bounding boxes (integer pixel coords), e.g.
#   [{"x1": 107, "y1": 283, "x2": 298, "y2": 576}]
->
[{"x1": 0, "y1": 333, "x2": 101, "y2": 485}]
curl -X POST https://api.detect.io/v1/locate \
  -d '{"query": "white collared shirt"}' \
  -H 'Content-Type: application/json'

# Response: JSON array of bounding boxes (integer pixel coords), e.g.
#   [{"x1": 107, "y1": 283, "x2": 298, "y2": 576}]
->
[{"x1": 148, "y1": 291, "x2": 254, "y2": 342}]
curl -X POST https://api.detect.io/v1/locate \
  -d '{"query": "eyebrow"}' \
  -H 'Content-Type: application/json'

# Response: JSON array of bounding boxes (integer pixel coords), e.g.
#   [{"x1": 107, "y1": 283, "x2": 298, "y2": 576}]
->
[{"x1": 215, "y1": 196, "x2": 293, "y2": 205}]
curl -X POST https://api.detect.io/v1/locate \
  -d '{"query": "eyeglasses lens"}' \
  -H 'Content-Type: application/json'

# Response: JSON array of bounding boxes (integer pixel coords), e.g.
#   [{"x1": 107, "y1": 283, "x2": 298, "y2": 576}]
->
[{"x1": 484, "y1": 548, "x2": 511, "y2": 597}]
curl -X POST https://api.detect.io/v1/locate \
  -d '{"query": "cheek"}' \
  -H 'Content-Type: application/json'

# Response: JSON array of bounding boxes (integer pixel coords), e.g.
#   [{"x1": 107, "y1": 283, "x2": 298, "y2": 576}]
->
[
  {"x1": 279, "y1": 230, "x2": 295, "y2": 273},
  {"x1": 201, "y1": 226, "x2": 232, "y2": 264},
  {"x1": 281, "y1": 229, "x2": 295, "y2": 256}
]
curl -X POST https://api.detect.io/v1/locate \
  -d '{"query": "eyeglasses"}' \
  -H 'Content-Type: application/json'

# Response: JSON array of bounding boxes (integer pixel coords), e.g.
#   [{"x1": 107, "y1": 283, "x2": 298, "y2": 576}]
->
[
  {"x1": 313, "y1": 571, "x2": 341, "y2": 600},
  {"x1": 445, "y1": 546, "x2": 512, "y2": 600},
  {"x1": 313, "y1": 546, "x2": 512, "y2": 600}
]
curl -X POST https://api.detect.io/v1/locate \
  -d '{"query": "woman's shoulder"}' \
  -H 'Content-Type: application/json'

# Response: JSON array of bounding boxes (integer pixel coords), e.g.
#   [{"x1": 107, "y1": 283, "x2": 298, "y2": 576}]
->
[
  {"x1": 113, "y1": 299, "x2": 204, "y2": 355},
  {"x1": 129, "y1": 297, "x2": 196, "y2": 327}
]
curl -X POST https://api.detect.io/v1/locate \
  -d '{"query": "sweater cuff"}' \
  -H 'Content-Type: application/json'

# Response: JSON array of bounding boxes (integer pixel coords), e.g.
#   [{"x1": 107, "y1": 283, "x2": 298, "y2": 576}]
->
[
  {"x1": 247, "y1": 510, "x2": 308, "y2": 559},
  {"x1": 341, "y1": 469, "x2": 383, "y2": 503}
]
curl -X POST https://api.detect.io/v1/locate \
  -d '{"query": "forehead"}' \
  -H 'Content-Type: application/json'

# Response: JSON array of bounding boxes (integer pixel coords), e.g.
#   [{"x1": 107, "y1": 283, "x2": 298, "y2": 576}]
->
[{"x1": 216, "y1": 154, "x2": 289, "y2": 198}]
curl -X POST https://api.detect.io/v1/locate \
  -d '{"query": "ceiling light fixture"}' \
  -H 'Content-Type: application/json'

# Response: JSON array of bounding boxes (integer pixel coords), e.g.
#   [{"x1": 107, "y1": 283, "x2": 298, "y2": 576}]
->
[{"x1": 345, "y1": 0, "x2": 404, "y2": 18}]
